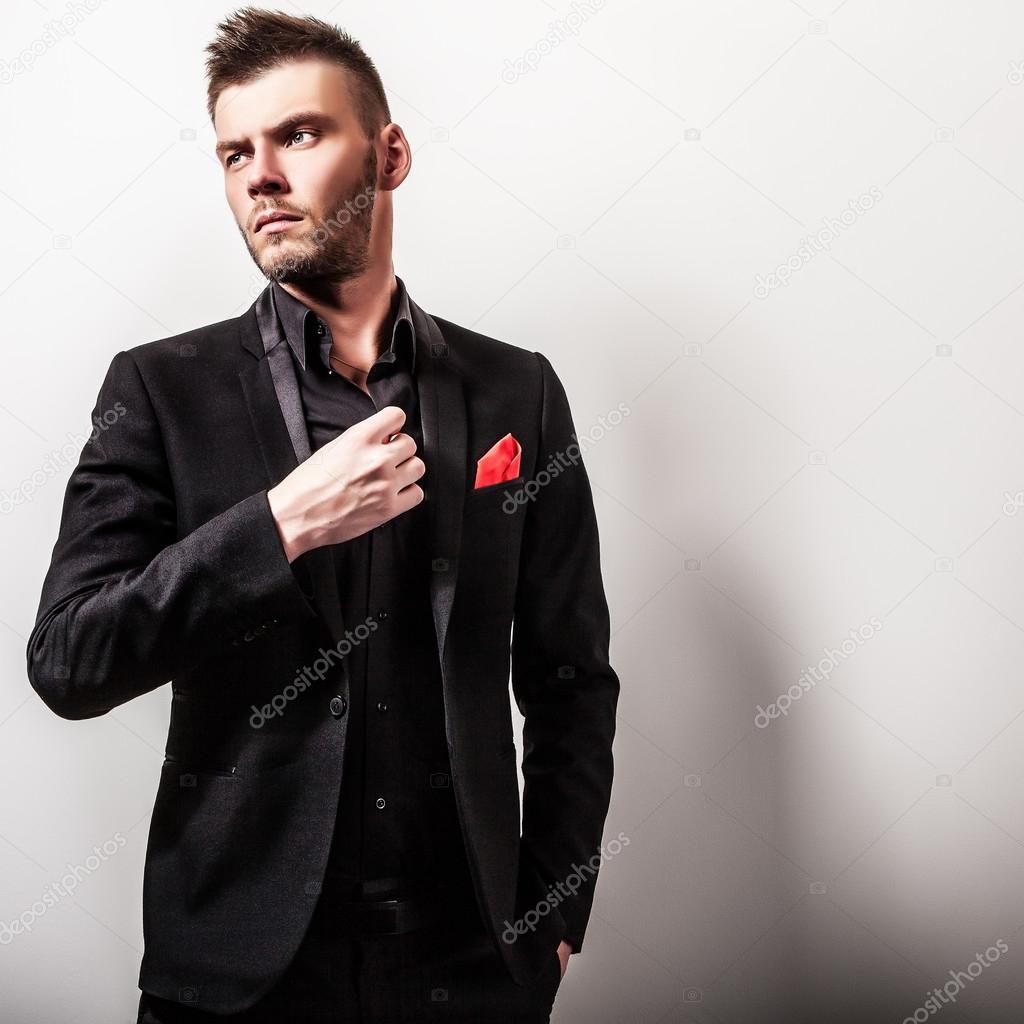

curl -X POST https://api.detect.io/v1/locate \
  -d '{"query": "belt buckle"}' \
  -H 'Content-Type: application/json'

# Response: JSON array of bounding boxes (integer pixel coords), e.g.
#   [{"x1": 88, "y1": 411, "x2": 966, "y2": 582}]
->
[{"x1": 373, "y1": 897, "x2": 403, "y2": 934}]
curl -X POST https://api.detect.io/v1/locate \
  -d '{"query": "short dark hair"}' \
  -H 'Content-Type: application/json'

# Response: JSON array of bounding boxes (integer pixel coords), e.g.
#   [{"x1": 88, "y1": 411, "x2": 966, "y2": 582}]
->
[{"x1": 204, "y1": 7, "x2": 392, "y2": 139}]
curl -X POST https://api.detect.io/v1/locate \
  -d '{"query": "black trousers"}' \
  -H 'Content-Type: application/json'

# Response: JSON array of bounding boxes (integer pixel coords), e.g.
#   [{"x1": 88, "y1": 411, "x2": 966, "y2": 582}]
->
[{"x1": 136, "y1": 880, "x2": 562, "y2": 1024}]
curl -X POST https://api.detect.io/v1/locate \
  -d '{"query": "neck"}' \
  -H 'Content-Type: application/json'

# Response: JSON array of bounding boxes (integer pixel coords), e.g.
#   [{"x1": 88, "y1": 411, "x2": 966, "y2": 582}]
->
[{"x1": 278, "y1": 261, "x2": 399, "y2": 372}]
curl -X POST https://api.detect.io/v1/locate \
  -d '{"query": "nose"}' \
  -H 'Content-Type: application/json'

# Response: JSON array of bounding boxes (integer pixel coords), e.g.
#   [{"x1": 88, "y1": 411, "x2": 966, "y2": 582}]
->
[
  {"x1": 248, "y1": 174, "x2": 285, "y2": 200},
  {"x1": 246, "y1": 149, "x2": 288, "y2": 202}
]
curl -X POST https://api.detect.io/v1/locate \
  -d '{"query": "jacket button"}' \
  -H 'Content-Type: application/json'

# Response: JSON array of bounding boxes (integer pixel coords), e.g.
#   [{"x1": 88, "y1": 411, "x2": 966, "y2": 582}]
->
[{"x1": 329, "y1": 696, "x2": 348, "y2": 718}]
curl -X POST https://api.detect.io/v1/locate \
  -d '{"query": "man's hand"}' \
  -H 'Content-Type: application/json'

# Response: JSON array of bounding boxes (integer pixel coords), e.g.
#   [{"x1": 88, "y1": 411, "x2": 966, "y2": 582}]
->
[
  {"x1": 557, "y1": 939, "x2": 573, "y2": 980},
  {"x1": 267, "y1": 405, "x2": 425, "y2": 562}
]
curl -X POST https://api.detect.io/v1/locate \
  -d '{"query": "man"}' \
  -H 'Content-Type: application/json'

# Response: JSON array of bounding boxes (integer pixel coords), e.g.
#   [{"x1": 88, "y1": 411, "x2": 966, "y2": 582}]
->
[{"x1": 26, "y1": 8, "x2": 619, "y2": 1022}]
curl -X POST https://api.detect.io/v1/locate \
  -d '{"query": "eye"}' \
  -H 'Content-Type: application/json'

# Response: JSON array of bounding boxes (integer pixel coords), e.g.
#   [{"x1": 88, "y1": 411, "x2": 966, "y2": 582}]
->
[{"x1": 223, "y1": 130, "x2": 315, "y2": 168}]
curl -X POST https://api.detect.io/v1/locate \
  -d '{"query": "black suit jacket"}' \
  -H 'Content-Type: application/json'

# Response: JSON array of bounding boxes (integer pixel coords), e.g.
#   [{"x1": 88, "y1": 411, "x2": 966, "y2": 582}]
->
[{"x1": 25, "y1": 286, "x2": 619, "y2": 1013}]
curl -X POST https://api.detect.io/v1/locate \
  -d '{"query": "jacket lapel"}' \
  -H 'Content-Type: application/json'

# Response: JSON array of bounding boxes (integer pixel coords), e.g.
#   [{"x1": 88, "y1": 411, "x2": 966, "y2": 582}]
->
[
  {"x1": 238, "y1": 288, "x2": 346, "y2": 647},
  {"x1": 409, "y1": 297, "x2": 467, "y2": 670},
  {"x1": 236, "y1": 285, "x2": 468, "y2": 671}
]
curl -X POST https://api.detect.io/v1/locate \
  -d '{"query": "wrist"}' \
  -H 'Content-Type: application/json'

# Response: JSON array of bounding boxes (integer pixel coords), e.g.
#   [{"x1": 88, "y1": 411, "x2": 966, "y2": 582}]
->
[{"x1": 267, "y1": 484, "x2": 311, "y2": 563}]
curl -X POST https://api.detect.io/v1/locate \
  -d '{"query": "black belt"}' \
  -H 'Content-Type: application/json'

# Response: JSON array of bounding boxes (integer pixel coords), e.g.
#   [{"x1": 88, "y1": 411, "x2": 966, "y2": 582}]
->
[{"x1": 320, "y1": 875, "x2": 480, "y2": 936}]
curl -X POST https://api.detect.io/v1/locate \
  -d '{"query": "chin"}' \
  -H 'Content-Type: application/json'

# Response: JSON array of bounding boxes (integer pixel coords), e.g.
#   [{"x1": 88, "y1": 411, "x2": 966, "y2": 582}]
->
[{"x1": 259, "y1": 247, "x2": 315, "y2": 281}]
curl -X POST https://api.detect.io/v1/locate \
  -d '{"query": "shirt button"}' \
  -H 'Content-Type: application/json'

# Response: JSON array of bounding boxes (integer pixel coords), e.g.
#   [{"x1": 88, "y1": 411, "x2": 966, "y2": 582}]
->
[
  {"x1": 375, "y1": 797, "x2": 386, "y2": 810},
  {"x1": 376, "y1": 701, "x2": 388, "y2": 712},
  {"x1": 377, "y1": 608, "x2": 389, "y2": 620},
  {"x1": 329, "y1": 696, "x2": 348, "y2": 718}
]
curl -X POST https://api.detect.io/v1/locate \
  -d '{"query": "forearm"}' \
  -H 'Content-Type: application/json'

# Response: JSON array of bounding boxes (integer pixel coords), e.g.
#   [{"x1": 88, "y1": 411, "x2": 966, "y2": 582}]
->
[
  {"x1": 514, "y1": 629, "x2": 619, "y2": 950},
  {"x1": 27, "y1": 488, "x2": 317, "y2": 720}
]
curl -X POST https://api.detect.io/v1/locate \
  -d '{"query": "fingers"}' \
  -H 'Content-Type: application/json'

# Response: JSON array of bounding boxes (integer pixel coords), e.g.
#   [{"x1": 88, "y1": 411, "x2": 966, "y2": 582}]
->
[
  {"x1": 394, "y1": 454, "x2": 426, "y2": 491},
  {"x1": 366, "y1": 405, "x2": 407, "y2": 443},
  {"x1": 383, "y1": 433, "x2": 417, "y2": 466},
  {"x1": 394, "y1": 480, "x2": 426, "y2": 511}
]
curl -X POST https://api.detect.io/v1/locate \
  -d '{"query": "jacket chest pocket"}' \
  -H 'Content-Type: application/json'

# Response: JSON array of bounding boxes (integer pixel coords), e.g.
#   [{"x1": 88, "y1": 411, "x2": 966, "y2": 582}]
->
[{"x1": 463, "y1": 476, "x2": 524, "y2": 518}]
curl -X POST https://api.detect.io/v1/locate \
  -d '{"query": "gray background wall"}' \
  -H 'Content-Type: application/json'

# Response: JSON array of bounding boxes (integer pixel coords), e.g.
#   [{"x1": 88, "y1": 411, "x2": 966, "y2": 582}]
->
[{"x1": 3, "y1": 1, "x2": 1024, "y2": 1021}]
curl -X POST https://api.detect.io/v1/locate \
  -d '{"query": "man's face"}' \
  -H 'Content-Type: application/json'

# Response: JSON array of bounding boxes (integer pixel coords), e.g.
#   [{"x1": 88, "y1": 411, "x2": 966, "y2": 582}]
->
[{"x1": 215, "y1": 58, "x2": 379, "y2": 284}]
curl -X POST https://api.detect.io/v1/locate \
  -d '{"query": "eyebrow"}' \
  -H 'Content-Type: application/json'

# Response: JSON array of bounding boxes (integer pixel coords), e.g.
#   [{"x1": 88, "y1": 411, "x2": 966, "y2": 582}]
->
[{"x1": 215, "y1": 110, "x2": 339, "y2": 159}]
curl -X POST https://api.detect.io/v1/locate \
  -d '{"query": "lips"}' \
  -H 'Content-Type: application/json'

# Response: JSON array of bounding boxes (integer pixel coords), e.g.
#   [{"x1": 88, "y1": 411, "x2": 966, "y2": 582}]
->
[{"x1": 255, "y1": 211, "x2": 303, "y2": 232}]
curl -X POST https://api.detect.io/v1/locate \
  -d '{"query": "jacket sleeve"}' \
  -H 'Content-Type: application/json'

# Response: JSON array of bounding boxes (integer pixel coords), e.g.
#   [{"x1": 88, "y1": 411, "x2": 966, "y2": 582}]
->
[
  {"x1": 510, "y1": 350, "x2": 620, "y2": 954},
  {"x1": 25, "y1": 349, "x2": 319, "y2": 721}
]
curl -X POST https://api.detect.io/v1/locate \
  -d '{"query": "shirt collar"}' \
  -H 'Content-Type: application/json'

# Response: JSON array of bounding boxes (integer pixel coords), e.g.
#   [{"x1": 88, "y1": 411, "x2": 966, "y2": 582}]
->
[{"x1": 269, "y1": 275, "x2": 416, "y2": 375}]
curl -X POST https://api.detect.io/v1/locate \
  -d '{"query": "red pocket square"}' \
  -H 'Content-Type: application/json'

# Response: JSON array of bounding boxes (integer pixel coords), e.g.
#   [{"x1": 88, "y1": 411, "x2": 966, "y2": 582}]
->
[{"x1": 474, "y1": 432, "x2": 522, "y2": 488}]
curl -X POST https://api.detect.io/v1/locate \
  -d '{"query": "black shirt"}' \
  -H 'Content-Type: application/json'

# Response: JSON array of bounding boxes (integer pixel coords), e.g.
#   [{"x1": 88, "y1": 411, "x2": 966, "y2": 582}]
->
[{"x1": 270, "y1": 277, "x2": 470, "y2": 900}]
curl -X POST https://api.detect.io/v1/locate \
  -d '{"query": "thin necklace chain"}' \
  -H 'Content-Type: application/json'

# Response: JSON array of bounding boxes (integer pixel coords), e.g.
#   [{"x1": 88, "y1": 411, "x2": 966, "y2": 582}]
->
[{"x1": 328, "y1": 350, "x2": 369, "y2": 375}]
